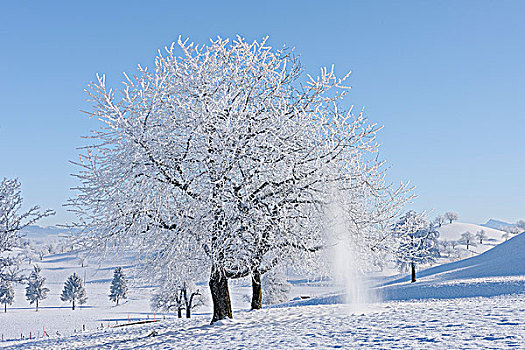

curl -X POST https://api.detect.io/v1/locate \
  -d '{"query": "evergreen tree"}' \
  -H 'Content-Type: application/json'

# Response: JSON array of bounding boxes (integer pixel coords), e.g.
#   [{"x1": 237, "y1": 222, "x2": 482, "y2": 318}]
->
[
  {"x1": 25, "y1": 265, "x2": 49, "y2": 311},
  {"x1": 109, "y1": 267, "x2": 128, "y2": 305},
  {"x1": 0, "y1": 280, "x2": 14, "y2": 313},
  {"x1": 60, "y1": 273, "x2": 87, "y2": 310}
]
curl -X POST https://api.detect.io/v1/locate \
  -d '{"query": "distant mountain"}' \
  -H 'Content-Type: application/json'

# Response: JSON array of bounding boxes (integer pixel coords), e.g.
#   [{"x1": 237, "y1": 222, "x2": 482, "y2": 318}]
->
[
  {"x1": 481, "y1": 219, "x2": 514, "y2": 230},
  {"x1": 19, "y1": 225, "x2": 73, "y2": 244}
]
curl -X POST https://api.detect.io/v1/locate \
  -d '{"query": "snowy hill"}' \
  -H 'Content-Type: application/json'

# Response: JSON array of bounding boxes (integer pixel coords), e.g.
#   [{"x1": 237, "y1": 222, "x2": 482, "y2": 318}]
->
[
  {"x1": 437, "y1": 222, "x2": 504, "y2": 242},
  {"x1": 378, "y1": 232, "x2": 525, "y2": 301},
  {"x1": 436, "y1": 221, "x2": 507, "y2": 259}
]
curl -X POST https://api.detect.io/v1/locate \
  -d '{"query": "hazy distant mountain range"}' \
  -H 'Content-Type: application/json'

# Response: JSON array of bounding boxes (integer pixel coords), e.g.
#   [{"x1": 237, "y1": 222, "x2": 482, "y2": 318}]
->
[
  {"x1": 481, "y1": 219, "x2": 514, "y2": 230},
  {"x1": 20, "y1": 219, "x2": 514, "y2": 239}
]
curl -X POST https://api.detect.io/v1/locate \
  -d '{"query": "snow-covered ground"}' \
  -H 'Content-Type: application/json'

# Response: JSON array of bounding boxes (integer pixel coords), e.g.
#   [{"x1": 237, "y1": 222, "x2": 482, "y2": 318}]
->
[
  {"x1": 1, "y1": 231, "x2": 523, "y2": 349},
  {"x1": 3, "y1": 294, "x2": 524, "y2": 349}
]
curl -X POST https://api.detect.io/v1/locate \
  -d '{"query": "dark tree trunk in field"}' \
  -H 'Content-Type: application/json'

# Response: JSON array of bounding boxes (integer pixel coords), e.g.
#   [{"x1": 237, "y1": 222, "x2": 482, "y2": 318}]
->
[
  {"x1": 4, "y1": 303, "x2": 6, "y2": 313},
  {"x1": 72, "y1": 299, "x2": 76, "y2": 310},
  {"x1": 411, "y1": 262, "x2": 416, "y2": 283},
  {"x1": 186, "y1": 307, "x2": 191, "y2": 318},
  {"x1": 251, "y1": 270, "x2": 262, "y2": 310},
  {"x1": 36, "y1": 300, "x2": 39, "y2": 312},
  {"x1": 209, "y1": 266, "x2": 232, "y2": 323},
  {"x1": 177, "y1": 308, "x2": 182, "y2": 318}
]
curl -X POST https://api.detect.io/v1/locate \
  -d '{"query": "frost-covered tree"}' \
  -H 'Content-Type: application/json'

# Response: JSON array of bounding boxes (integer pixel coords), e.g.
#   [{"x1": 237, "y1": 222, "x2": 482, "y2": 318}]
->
[
  {"x1": 502, "y1": 225, "x2": 521, "y2": 235},
  {"x1": 151, "y1": 278, "x2": 205, "y2": 318},
  {"x1": 262, "y1": 268, "x2": 291, "y2": 305},
  {"x1": 151, "y1": 282, "x2": 184, "y2": 318},
  {"x1": 393, "y1": 211, "x2": 439, "y2": 283},
  {"x1": 60, "y1": 273, "x2": 87, "y2": 310},
  {"x1": 459, "y1": 232, "x2": 476, "y2": 250},
  {"x1": 180, "y1": 282, "x2": 205, "y2": 318},
  {"x1": 25, "y1": 265, "x2": 49, "y2": 311},
  {"x1": 475, "y1": 230, "x2": 487, "y2": 244},
  {"x1": 0, "y1": 280, "x2": 14, "y2": 313},
  {"x1": 501, "y1": 232, "x2": 510, "y2": 241},
  {"x1": 69, "y1": 37, "x2": 409, "y2": 323},
  {"x1": 439, "y1": 240, "x2": 453, "y2": 258},
  {"x1": 516, "y1": 220, "x2": 525, "y2": 230},
  {"x1": 1, "y1": 178, "x2": 54, "y2": 284},
  {"x1": 434, "y1": 215, "x2": 446, "y2": 227},
  {"x1": 444, "y1": 211, "x2": 459, "y2": 224},
  {"x1": 109, "y1": 267, "x2": 128, "y2": 305}
]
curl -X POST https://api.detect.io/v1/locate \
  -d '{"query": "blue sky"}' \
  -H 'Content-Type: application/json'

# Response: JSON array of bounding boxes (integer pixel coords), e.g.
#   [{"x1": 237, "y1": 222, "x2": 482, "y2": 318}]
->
[{"x1": 1, "y1": 1, "x2": 524, "y2": 226}]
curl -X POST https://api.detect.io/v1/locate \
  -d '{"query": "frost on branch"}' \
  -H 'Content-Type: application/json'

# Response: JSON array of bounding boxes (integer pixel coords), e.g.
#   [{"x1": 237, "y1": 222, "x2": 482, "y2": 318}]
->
[{"x1": 69, "y1": 36, "x2": 410, "y2": 323}]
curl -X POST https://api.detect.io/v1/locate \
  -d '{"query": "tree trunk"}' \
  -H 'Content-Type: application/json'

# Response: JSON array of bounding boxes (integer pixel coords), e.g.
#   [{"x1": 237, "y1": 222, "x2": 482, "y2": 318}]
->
[
  {"x1": 177, "y1": 307, "x2": 182, "y2": 318},
  {"x1": 209, "y1": 266, "x2": 232, "y2": 324},
  {"x1": 411, "y1": 262, "x2": 416, "y2": 283},
  {"x1": 186, "y1": 307, "x2": 191, "y2": 318},
  {"x1": 72, "y1": 299, "x2": 76, "y2": 310},
  {"x1": 36, "y1": 300, "x2": 39, "y2": 312},
  {"x1": 4, "y1": 303, "x2": 6, "y2": 313},
  {"x1": 116, "y1": 298, "x2": 119, "y2": 305},
  {"x1": 250, "y1": 270, "x2": 262, "y2": 310}
]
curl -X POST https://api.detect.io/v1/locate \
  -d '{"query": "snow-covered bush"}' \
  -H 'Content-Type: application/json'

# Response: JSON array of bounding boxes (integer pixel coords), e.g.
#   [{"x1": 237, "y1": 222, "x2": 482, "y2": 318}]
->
[
  {"x1": 25, "y1": 265, "x2": 49, "y2": 311},
  {"x1": 60, "y1": 273, "x2": 87, "y2": 310},
  {"x1": 109, "y1": 267, "x2": 128, "y2": 305}
]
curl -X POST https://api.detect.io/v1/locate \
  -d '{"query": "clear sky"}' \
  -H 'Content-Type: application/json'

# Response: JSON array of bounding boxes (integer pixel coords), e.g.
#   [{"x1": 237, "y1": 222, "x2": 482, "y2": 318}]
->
[{"x1": 1, "y1": 0, "x2": 524, "y2": 226}]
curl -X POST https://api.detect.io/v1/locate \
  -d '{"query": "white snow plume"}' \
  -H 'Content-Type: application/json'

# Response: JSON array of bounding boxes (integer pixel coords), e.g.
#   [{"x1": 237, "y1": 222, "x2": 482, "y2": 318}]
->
[{"x1": 327, "y1": 199, "x2": 380, "y2": 314}]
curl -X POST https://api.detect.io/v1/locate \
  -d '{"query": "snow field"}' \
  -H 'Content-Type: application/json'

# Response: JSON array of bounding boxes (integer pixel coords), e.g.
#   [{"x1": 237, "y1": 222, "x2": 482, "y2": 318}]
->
[
  {"x1": 3, "y1": 294, "x2": 524, "y2": 349},
  {"x1": 1, "y1": 231, "x2": 523, "y2": 348}
]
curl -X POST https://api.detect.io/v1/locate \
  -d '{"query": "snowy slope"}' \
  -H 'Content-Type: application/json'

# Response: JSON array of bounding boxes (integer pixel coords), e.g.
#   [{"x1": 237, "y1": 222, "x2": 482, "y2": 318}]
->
[
  {"x1": 280, "y1": 232, "x2": 525, "y2": 307},
  {"x1": 378, "y1": 232, "x2": 525, "y2": 301},
  {"x1": 436, "y1": 221, "x2": 507, "y2": 258}
]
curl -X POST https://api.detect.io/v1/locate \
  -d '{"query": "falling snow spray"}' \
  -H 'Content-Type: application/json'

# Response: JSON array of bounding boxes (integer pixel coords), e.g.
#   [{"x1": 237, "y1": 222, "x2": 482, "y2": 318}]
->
[{"x1": 327, "y1": 200, "x2": 379, "y2": 314}]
